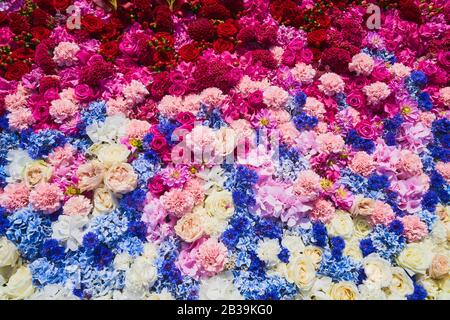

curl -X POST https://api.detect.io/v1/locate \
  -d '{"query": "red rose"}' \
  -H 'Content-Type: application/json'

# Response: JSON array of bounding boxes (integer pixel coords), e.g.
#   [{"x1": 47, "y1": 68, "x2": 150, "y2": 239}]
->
[
  {"x1": 178, "y1": 43, "x2": 201, "y2": 62},
  {"x1": 52, "y1": 0, "x2": 70, "y2": 10},
  {"x1": 213, "y1": 39, "x2": 234, "y2": 53},
  {"x1": 8, "y1": 13, "x2": 30, "y2": 34},
  {"x1": 217, "y1": 21, "x2": 238, "y2": 38},
  {"x1": 31, "y1": 27, "x2": 51, "y2": 41},
  {"x1": 82, "y1": 15, "x2": 104, "y2": 33},
  {"x1": 100, "y1": 41, "x2": 119, "y2": 60},
  {"x1": 307, "y1": 29, "x2": 327, "y2": 48},
  {"x1": 4, "y1": 61, "x2": 30, "y2": 81},
  {"x1": 11, "y1": 48, "x2": 35, "y2": 60}
]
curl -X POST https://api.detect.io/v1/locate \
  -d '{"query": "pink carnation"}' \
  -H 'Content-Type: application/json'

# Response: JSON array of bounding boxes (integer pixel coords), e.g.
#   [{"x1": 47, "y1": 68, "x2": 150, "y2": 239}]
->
[
  {"x1": 401, "y1": 215, "x2": 428, "y2": 242},
  {"x1": 48, "y1": 144, "x2": 75, "y2": 168},
  {"x1": 262, "y1": 86, "x2": 288, "y2": 109},
  {"x1": 107, "y1": 97, "x2": 130, "y2": 116},
  {"x1": 196, "y1": 238, "x2": 228, "y2": 277},
  {"x1": 395, "y1": 150, "x2": 423, "y2": 178},
  {"x1": 309, "y1": 199, "x2": 335, "y2": 223},
  {"x1": 368, "y1": 201, "x2": 395, "y2": 226},
  {"x1": 183, "y1": 178, "x2": 205, "y2": 206},
  {"x1": 318, "y1": 73, "x2": 345, "y2": 96},
  {"x1": 49, "y1": 98, "x2": 79, "y2": 123},
  {"x1": 0, "y1": 183, "x2": 29, "y2": 212},
  {"x1": 349, "y1": 151, "x2": 375, "y2": 177},
  {"x1": 348, "y1": 53, "x2": 374, "y2": 76},
  {"x1": 200, "y1": 87, "x2": 226, "y2": 107},
  {"x1": 157, "y1": 95, "x2": 184, "y2": 118},
  {"x1": 7, "y1": 108, "x2": 35, "y2": 131},
  {"x1": 63, "y1": 195, "x2": 92, "y2": 216},
  {"x1": 363, "y1": 81, "x2": 391, "y2": 105},
  {"x1": 316, "y1": 132, "x2": 345, "y2": 154},
  {"x1": 303, "y1": 97, "x2": 326, "y2": 120},
  {"x1": 126, "y1": 119, "x2": 150, "y2": 140},
  {"x1": 293, "y1": 170, "x2": 321, "y2": 201},
  {"x1": 291, "y1": 63, "x2": 316, "y2": 84},
  {"x1": 436, "y1": 162, "x2": 450, "y2": 183},
  {"x1": 29, "y1": 183, "x2": 64, "y2": 214},
  {"x1": 123, "y1": 80, "x2": 149, "y2": 106},
  {"x1": 160, "y1": 188, "x2": 195, "y2": 217}
]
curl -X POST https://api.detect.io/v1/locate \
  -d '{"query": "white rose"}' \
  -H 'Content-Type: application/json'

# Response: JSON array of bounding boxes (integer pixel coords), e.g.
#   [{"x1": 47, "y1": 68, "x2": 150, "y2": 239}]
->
[
  {"x1": 363, "y1": 254, "x2": 392, "y2": 289},
  {"x1": 343, "y1": 238, "x2": 363, "y2": 261},
  {"x1": 328, "y1": 282, "x2": 359, "y2": 300},
  {"x1": 286, "y1": 255, "x2": 316, "y2": 291},
  {"x1": 114, "y1": 253, "x2": 132, "y2": 271},
  {"x1": 5, "y1": 266, "x2": 35, "y2": 299},
  {"x1": 5, "y1": 149, "x2": 32, "y2": 183},
  {"x1": 359, "y1": 283, "x2": 387, "y2": 300},
  {"x1": 327, "y1": 211, "x2": 354, "y2": 239},
  {"x1": 199, "y1": 272, "x2": 243, "y2": 300},
  {"x1": 204, "y1": 190, "x2": 234, "y2": 219},
  {"x1": 148, "y1": 289, "x2": 175, "y2": 300},
  {"x1": 23, "y1": 160, "x2": 53, "y2": 187},
  {"x1": 397, "y1": 243, "x2": 433, "y2": 275},
  {"x1": 386, "y1": 267, "x2": 414, "y2": 299},
  {"x1": 303, "y1": 276, "x2": 332, "y2": 300},
  {"x1": 256, "y1": 238, "x2": 281, "y2": 268},
  {"x1": 93, "y1": 187, "x2": 117, "y2": 213},
  {"x1": 430, "y1": 220, "x2": 447, "y2": 246},
  {"x1": 0, "y1": 238, "x2": 19, "y2": 268},
  {"x1": 281, "y1": 234, "x2": 305, "y2": 256},
  {"x1": 96, "y1": 143, "x2": 130, "y2": 167}
]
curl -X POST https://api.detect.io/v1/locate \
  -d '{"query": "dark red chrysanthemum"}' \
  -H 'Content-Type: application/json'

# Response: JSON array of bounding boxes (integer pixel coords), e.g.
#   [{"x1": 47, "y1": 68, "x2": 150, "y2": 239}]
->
[
  {"x1": 320, "y1": 47, "x2": 352, "y2": 74},
  {"x1": 187, "y1": 18, "x2": 216, "y2": 42}
]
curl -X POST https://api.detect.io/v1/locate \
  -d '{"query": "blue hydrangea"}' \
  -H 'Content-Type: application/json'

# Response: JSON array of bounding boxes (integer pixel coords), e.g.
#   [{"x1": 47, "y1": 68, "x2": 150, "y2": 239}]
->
[
  {"x1": 6, "y1": 207, "x2": 52, "y2": 261},
  {"x1": 132, "y1": 153, "x2": 161, "y2": 186},
  {"x1": 369, "y1": 225, "x2": 406, "y2": 261},
  {"x1": 29, "y1": 258, "x2": 67, "y2": 287},
  {"x1": 317, "y1": 251, "x2": 362, "y2": 283},
  {"x1": 89, "y1": 210, "x2": 129, "y2": 246},
  {"x1": 22, "y1": 129, "x2": 67, "y2": 159}
]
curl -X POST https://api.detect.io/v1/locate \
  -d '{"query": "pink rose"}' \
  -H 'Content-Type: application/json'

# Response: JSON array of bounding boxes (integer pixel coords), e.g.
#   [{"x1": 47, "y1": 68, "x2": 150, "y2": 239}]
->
[{"x1": 355, "y1": 120, "x2": 377, "y2": 139}]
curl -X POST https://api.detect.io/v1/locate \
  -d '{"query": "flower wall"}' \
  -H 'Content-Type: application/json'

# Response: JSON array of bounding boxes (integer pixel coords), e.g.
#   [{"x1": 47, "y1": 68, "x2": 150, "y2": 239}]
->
[{"x1": 0, "y1": 0, "x2": 449, "y2": 300}]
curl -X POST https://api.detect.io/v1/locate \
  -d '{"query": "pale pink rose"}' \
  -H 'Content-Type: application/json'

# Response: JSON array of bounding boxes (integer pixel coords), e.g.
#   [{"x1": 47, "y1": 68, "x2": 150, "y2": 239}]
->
[
  {"x1": 436, "y1": 162, "x2": 450, "y2": 183},
  {"x1": 363, "y1": 82, "x2": 391, "y2": 105},
  {"x1": 174, "y1": 212, "x2": 204, "y2": 242},
  {"x1": 349, "y1": 151, "x2": 375, "y2": 177},
  {"x1": 77, "y1": 161, "x2": 105, "y2": 192},
  {"x1": 29, "y1": 183, "x2": 64, "y2": 214},
  {"x1": 0, "y1": 183, "x2": 29, "y2": 212},
  {"x1": 429, "y1": 254, "x2": 449, "y2": 280},
  {"x1": 160, "y1": 188, "x2": 195, "y2": 217},
  {"x1": 7, "y1": 108, "x2": 35, "y2": 131},
  {"x1": 104, "y1": 163, "x2": 138, "y2": 194},
  {"x1": 310, "y1": 199, "x2": 335, "y2": 223},
  {"x1": 293, "y1": 170, "x2": 321, "y2": 201},
  {"x1": 196, "y1": 238, "x2": 228, "y2": 277},
  {"x1": 318, "y1": 73, "x2": 345, "y2": 96},
  {"x1": 350, "y1": 196, "x2": 375, "y2": 217},
  {"x1": 291, "y1": 62, "x2": 316, "y2": 84},
  {"x1": 269, "y1": 108, "x2": 291, "y2": 125},
  {"x1": 49, "y1": 98, "x2": 79, "y2": 123},
  {"x1": 348, "y1": 53, "x2": 374, "y2": 76},
  {"x1": 63, "y1": 195, "x2": 92, "y2": 216},
  {"x1": 401, "y1": 215, "x2": 428, "y2": 242},
  {"x1": 368, "y1": 201, "x2": 395, "y2": 226},
  {"x1": 125, "y1": 119, "x2": 150, "y2": 140},
  {"x1": 316, "y1": 132, "x2": 345, "y2": 154},
  {"x1": 263, "y1": 86, "x2": 289, "y2": 109}
]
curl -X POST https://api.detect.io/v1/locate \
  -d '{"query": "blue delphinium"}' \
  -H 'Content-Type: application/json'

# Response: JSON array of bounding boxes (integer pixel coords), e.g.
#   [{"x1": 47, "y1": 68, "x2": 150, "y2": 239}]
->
[
  {"x1": 132, "y1": 152, "x2": 161, "y2": 187},
  {"x1": 6, "y1": 207, "x2": 52, "y2": 261},
  {"x1": 346, "y1": 129, "x2": 375, "y2": 153},
  {"x1": 275, "y1": 145, "x2": 309, "y2": 182},
  {"x1": 367, "y1": 173, "x2": 390, "y2": 191},
  {"x1": 407, "y1": 283, "x2": 428, "y2": 300},
  {"x1": 293, "y1": 112, "x2": 318, "y2": 132},
  {"x1": 417, "y1": 92, "x2": 433, "y2": 111},
  {"x1": 368, "y1": 224, "x2": 406, "y2": 261},
  {"x1": 409, "y1": 70, "x2": 428, "y2": 88}
]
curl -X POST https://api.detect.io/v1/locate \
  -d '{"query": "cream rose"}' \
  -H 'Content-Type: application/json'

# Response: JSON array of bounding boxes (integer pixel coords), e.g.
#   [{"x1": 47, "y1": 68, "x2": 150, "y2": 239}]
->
[
  {"x1": 327, "y1": 211, "x2": 354, "y2": 239},
  {"x1": 97, "y1": 143, "x2": 131, "y2": 167},
  {"x1": 281, "y1": 234, "x2": 305, "y2": 255},
  {"x1": 429, "y1": 254, "x2": 449, "y2": 280},
  {"x1": 303, "y1": 246, "x2": 323, "y2": 267},
  {"x1": 214, "y1": 127, "x2": 237, "y2": 157},
  {"x1": 23, "y1": 160, "x2": 52, "y2": 187},
  {"x1": 104, "y1": 163, "x2": 138, "y2": 194},
  {"x1": 328, "y1": 282, "x2": 359, "y2": 300},
  {"x1": 77, "y1": 160, "x2": 105, "y2": 192},
  {"x1": 0, "y1": 238, "x2": 19, "y2": 268},
  {"x1": 363, "y1": 254, "x2": 392, "y2": 288},
  {"x1": 397, "y1": 243, "x2": 433, "y2": 275},
  {"x1": 343, "y1": 239, "x2": 363, "y2": 261},
  {"x1": 286, "y1": 255, "x2": 316, "y2": 291},
  {"x1": 204, "y1": 190, "x2": 234, "y2": 219},
  {"x1": 93, "y1": 186, "x2": 117, "y2": 213},
  {"x1": 385, "y1": 267, "x2": 414, "y2": 299},
  {"x1": 353, "y1": 216, "x2": 373, "y2": 239},
  {"x1": 174, "y1": 212, "x2": 204, "y2": 243},
  {"x1": 4, "y1": 266, "x2": 35, "y2": 299}
]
